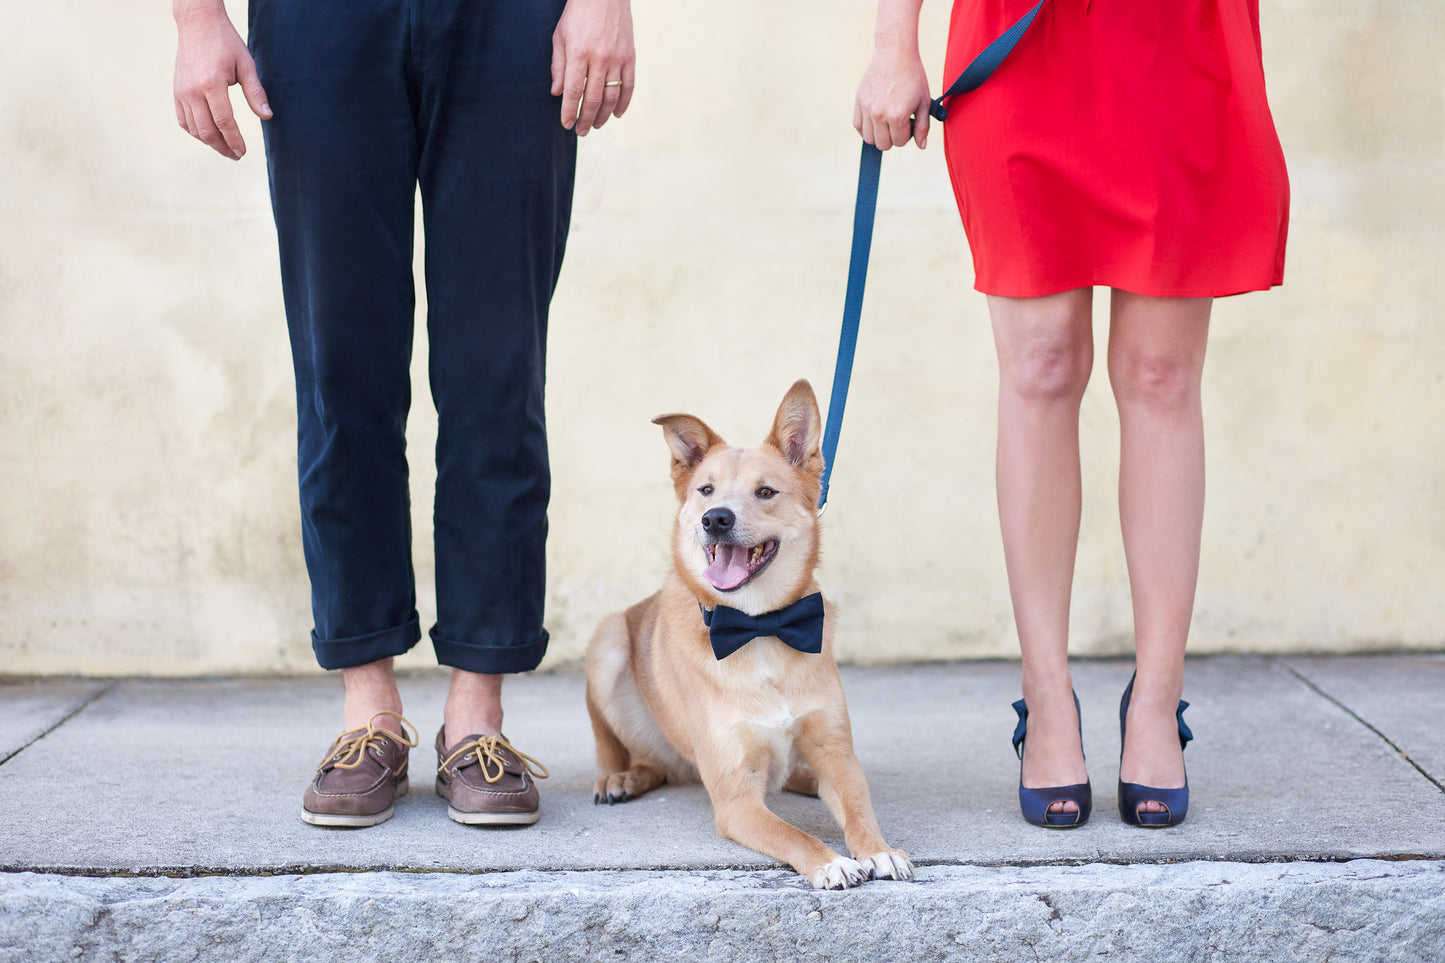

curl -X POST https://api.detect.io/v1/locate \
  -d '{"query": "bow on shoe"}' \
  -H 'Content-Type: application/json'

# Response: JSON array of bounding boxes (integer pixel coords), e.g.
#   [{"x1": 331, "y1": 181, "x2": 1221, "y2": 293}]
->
[{"x1": 702, "y1": 593, "x2": 826, "y2": 661}]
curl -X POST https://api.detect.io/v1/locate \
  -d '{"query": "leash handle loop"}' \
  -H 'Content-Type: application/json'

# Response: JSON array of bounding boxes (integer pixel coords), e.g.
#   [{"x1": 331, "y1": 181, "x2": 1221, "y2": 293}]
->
[{"x1": 930, "y1": 0, "x2": 1045, "y2": 121}]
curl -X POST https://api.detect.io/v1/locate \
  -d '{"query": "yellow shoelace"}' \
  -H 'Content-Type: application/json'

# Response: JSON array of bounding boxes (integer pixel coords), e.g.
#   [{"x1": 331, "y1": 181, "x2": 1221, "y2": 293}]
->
[
  {"x1": 438, "y1": 735, "x2": 550, "y2": 784},
  {"x1": 319, "y1": 710, "x2": 419, "y2": 772}
]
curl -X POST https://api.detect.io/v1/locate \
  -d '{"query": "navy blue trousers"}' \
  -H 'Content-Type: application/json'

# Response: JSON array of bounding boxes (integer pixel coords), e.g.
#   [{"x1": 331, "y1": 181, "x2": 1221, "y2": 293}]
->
[{"x1": 250, "y1": 0, "x2": 575, "y2": 674}]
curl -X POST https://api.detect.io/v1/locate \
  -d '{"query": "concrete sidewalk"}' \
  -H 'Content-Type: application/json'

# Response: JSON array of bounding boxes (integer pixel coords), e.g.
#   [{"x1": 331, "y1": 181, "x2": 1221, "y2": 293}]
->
[{"x1": 2, "y1": 655, "x2": 1443, "y2": 961}]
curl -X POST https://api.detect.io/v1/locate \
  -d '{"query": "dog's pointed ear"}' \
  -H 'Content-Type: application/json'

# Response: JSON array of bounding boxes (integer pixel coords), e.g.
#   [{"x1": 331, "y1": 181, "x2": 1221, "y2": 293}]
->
[
  {"x1": 652, "y1": 413, "x2": 726, "y2": 487},
  {"x1": 766, "y1": 379, "x2": 824, "y2": 476}
]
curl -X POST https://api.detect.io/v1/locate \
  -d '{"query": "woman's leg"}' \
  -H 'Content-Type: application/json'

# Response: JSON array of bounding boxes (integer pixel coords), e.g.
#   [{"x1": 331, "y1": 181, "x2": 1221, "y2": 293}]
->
[
  {"x1": 989, "y1": 289, "x2": 1095, "y2": 813},
  {"x1": 1107, "y1": 290, "x2": 1211, "y2": 813}
]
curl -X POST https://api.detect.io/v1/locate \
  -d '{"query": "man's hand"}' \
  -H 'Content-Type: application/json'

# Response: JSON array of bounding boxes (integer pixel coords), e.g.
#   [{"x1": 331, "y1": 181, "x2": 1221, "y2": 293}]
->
[
  {"x1": 551, "y1": 0, "x2": 635, "y2": 136},
  {"x1": 173, "y1": 0, "x2": 272, "y2": 160}
]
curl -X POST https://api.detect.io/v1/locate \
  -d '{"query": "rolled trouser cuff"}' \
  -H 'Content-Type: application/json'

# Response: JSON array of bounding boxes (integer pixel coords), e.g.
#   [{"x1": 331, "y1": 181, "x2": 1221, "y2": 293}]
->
[
  {"x1": 312, "y1": 617, "x2": 422, "y2": 671},
  {"x1": 430, "y1": 627, "x2": 549, "y2": 675}
]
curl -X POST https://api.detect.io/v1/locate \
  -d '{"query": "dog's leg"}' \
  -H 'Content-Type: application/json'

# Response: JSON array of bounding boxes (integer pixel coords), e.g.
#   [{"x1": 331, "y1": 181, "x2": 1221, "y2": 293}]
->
[
  {"x1": 587, "y1": 684, "x2": 631, "y2": 774},
  {"x1": 798, "y1": 710, "x2": 914, "y2": 881},
  {"x1": 586, "y1": 614, "x2": 680, "y2": 805},
  {"x1": 586, "y1": 687, "x2": 667, "y2": 804},
  {"x1": 699, "y1": 734, "x2": 867, "y2": 890}
]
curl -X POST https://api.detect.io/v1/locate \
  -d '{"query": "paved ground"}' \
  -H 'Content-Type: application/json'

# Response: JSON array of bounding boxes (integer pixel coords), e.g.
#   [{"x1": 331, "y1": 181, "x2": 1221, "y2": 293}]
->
[{"x1": 2, "y1": 654, "x2": 1443, "y2": 961}]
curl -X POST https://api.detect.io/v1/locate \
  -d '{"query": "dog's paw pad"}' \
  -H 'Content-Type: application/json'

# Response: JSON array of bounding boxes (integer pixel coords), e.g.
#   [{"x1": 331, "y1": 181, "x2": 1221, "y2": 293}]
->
[
  {"x1": 861, "y1": 850, "x2": 914, "y2": 881},
  {"x1": 810, "y1": 857, "x2": 868, "y2": 890}
]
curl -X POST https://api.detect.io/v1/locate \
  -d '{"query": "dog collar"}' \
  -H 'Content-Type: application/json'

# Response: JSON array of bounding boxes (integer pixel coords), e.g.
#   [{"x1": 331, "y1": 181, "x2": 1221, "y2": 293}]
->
[{"x1": 699, "y1": 593, "x2": 825, "y2": 661}]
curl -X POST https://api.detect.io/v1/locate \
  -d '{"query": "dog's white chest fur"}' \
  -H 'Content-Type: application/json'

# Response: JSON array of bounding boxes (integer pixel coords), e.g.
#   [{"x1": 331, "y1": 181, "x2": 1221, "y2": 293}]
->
[
  {"x1": 720, "y1": 642, "x2": 805, "y2": 790},
  {"x1": 748, "y1": 704, "x2": 802, "y2": 794}
]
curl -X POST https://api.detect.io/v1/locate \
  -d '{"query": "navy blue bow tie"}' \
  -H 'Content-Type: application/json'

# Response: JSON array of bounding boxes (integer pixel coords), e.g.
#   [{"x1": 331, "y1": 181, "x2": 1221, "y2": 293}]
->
[{"x1": 701, "y1": 593, "x2": 826, "y2": 661}]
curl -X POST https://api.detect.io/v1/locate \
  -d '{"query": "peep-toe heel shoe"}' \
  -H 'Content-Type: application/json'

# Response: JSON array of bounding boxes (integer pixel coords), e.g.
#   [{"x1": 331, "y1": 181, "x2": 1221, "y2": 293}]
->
[
  {"x1": 1117, "y1": 673, "x2": 1194, "y2": 827},
  {"x1": 1011, "y1": 693, "x2": 1092, "y2": 828}
]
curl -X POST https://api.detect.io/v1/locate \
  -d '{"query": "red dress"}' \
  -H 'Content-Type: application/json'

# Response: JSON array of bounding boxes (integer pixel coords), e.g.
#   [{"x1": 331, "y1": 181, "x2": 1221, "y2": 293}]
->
[{"x1": 941, "y1": 0, "x2": 1289, "y2": 298}]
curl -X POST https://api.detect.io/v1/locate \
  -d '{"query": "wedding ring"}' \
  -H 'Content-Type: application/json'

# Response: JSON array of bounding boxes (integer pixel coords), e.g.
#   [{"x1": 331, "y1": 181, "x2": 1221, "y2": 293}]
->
[{"x1": 604, "y1": 80, "x2": 622, "y2": 87}]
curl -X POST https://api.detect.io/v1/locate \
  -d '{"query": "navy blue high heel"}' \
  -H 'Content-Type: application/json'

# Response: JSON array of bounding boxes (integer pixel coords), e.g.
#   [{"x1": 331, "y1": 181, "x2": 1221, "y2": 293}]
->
[
  {"x1": 1011, "y1": 693, "x2": 1092, "y2": 828},
  {"x1": 1117, "y1": 673, "x2": 1194, "y2": 827}
]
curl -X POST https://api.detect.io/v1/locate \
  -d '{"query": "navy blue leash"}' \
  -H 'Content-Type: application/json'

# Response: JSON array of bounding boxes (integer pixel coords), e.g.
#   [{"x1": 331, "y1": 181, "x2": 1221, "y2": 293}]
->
[{"x1": 817, "y1": 0, "x2": 1045, "y2": 510}]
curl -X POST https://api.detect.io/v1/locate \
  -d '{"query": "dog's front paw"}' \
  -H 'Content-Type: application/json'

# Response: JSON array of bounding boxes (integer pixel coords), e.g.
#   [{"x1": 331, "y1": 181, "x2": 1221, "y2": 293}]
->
[
  {"x1": 860, "y1": 849, "x2": 914, "y2": 881},
  {"x1": 592, "y1": 773, "x2": 633, "y2": 805},
  {"x1": 809, "y1": 856, "x2": 869, "y2": 890},
  {"x1": 592, "y1": 765, "x2": 666, "y2": 805}
]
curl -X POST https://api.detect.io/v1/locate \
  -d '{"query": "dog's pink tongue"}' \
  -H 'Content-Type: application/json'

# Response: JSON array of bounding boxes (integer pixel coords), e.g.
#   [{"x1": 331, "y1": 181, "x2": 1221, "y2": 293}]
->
[{"x1": 705, "y1": 544, "x2": 751, "y2": 591}]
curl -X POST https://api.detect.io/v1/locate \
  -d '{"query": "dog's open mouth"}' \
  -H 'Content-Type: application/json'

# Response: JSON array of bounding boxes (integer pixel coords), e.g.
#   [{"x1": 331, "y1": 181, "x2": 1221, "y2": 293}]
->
[{"x1": 703, "y1": 540, "x2": 778, "y2": 592}]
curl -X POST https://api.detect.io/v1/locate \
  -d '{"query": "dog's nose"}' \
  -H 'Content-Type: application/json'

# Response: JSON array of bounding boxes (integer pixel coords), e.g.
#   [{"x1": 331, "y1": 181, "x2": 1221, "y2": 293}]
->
[{"x1": 701, "y1": 507, "x2": 735, "y2": 535}]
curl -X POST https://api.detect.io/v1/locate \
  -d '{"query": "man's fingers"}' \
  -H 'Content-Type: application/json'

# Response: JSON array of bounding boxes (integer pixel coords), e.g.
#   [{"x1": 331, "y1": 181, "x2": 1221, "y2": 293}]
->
[
  {"x1": 853, "y1": 99, "x2": 864, "y2": 137},
  {"x1": 189, "y1": 91, "x2": 234, "y2": 158},
  {"x1": 237, "y1": 57, "x2": 272, "y2": 119},
  {"x1": 203, "y1": 85, "x2": 246, "y2": 159},
  {"x1": 614, "y1": 61, "x2": 635, "y2": 118},
  {"x1": 559, "y1": 57, "x2": 587, "y2": 130},
  {"x1": 577, "y1": 65, "x2": 609, "y2": 135},
  {"x1": 550, "y1": 34, "x2": 565, "y2": 97},
  {"x1": 592, "y1": 77, "x2": 623, "y2": 130},
  {"x1": 176, "y1": 97, "x2": 191, "y2": 134},
  {"x1": 180, "y1": 99, "x2": 199, "y2": 139}
]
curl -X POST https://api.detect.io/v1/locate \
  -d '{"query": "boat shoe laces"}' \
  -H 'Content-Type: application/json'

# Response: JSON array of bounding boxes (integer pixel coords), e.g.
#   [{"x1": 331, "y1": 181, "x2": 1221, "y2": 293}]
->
[
  {"x1": 319, "y1": 710, "x2": 419, "y2": 772},
  {"x1": 438, "y1": 734, "x2": 550, "y2": 784}
]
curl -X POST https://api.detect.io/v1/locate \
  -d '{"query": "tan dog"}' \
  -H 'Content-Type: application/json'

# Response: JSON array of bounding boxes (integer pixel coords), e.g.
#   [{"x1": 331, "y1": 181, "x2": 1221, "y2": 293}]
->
[{"x1": 584, "y1": 380, "x2": 913, "y2": 889}]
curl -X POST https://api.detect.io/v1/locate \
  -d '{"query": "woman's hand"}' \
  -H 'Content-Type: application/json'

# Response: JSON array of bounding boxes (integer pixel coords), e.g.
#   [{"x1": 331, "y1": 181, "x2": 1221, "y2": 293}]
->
[
  {"x1": 855, "y1": 43, "x2": 933, "y2": 151},
  {"x1": 855, "y1": 0, "x2": 931, "y2": 150}
]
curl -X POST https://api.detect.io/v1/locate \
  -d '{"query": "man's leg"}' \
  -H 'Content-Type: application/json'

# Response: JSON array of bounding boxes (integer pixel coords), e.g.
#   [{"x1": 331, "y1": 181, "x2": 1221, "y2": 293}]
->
[
  {"x1": 254, "y1": 0, "x2": 421, "y2": 823},
  {"x1": 415, "y1": 0, "x2": 577, "y2": 731},
  {"x1": 255, "y1": 0, "x2": 421, "y2": 679},
  {"x1": 414, "y1": 0, "x2": 575, "y2": 824}
]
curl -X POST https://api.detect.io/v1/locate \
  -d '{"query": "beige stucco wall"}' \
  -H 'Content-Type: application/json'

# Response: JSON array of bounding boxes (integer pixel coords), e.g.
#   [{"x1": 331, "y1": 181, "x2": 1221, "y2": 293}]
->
[{"x1": 1, "y1": 1, "x2": 1441, "y2": 677}]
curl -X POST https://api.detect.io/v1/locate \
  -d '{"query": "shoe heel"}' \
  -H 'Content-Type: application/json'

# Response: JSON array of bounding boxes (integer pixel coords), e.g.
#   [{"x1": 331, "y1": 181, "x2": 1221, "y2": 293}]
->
[
  {"x1": 1117, "y1": 673, "x2": 1193, "y2": 828},
  {"x1": 1012, "y1": 692, "x2": 1092, "y2": 828}
]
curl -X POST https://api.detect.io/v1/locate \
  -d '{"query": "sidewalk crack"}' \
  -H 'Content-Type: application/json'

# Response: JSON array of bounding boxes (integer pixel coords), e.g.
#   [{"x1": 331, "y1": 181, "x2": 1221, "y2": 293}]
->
[
  {"x1": 0, "y1": 681, "x2": 119, "y2": 767},
  {"x1": 1276, "y1": 659, "x2": 1444, "y2": 795}
]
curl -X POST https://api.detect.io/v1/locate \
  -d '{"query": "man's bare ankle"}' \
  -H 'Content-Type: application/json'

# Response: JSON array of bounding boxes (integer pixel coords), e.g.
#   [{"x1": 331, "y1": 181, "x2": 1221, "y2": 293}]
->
[{"x1": 443, "y1": 669, "x2": 505, "y2": 742}]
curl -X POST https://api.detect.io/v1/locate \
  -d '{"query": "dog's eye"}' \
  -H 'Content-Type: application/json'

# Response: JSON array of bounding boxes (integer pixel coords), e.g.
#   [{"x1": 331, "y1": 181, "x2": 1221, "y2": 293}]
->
[
  {"x1": 756, "y1": 487, "x2": 776, "y2": 500},
  {"x1": 698, "y1": 484, "x2": 714, "y2": 496}
]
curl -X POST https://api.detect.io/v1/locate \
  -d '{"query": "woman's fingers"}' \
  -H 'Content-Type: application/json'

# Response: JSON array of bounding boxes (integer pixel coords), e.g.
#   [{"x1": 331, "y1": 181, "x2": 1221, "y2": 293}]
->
[
  {"x1": 913, "y1": 97, "x2": 931, "y2": 149},
  {"x1": 854, "y1": 46, "x2": 932, "y2": 151},
  {"x1": 886, "y1": 112, "x2": 912, "y2": 152}
]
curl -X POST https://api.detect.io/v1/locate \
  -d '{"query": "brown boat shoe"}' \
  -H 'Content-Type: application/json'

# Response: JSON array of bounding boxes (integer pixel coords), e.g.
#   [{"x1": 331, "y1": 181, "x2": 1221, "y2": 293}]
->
[
  {"x1": 301, "y1": 711, "x2": 418, "y2": 828},
  {"x1": 435, "y1": 728, "x2": 550, "y2": 825}
]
